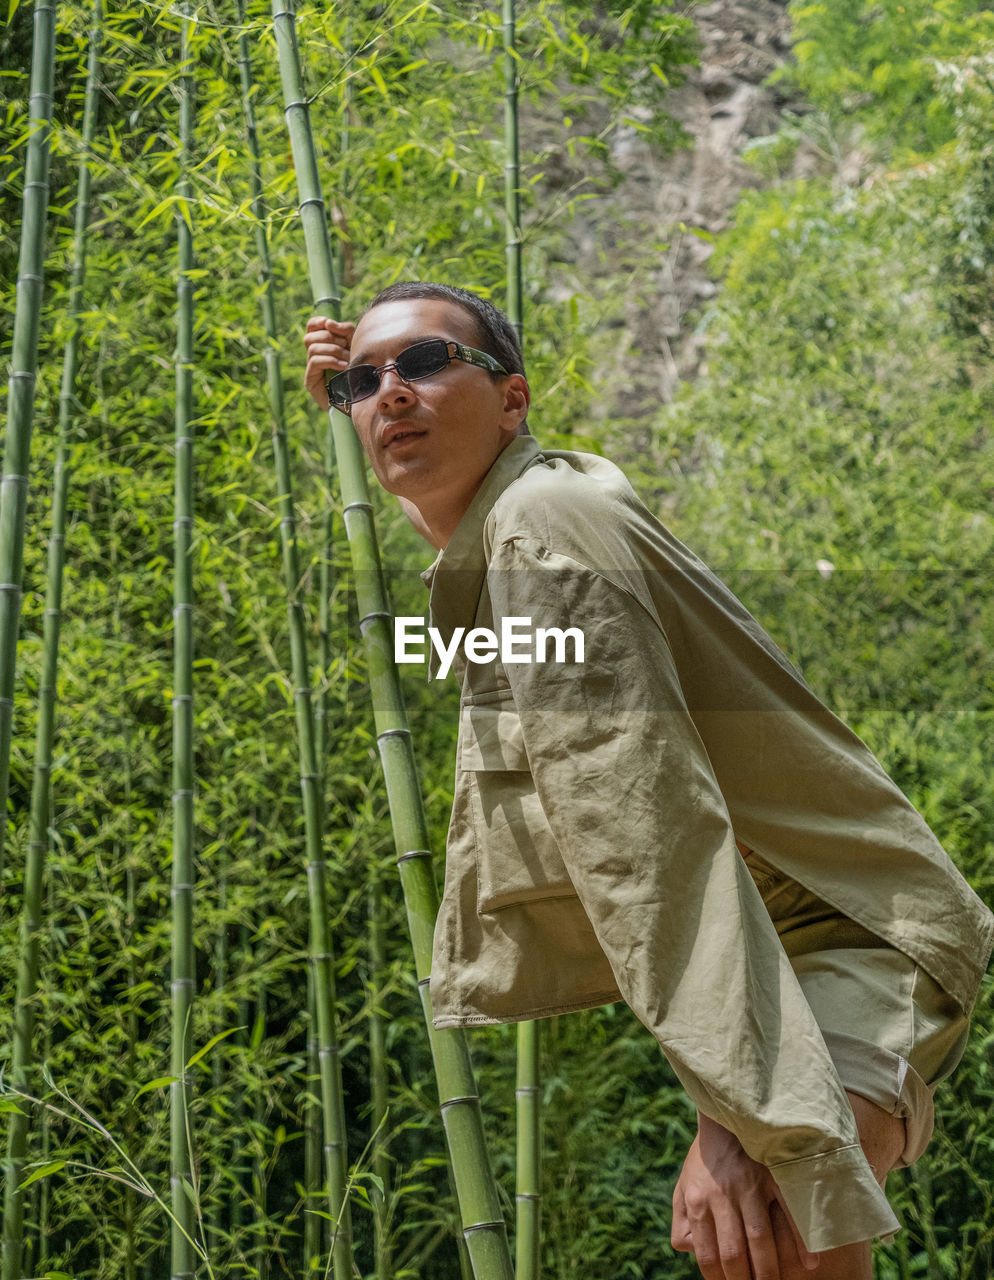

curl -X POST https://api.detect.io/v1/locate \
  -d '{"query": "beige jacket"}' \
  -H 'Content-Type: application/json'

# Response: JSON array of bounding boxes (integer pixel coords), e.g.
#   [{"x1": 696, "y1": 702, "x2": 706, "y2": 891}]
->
[{"x1": 421, "y1": 436, "x2": 993, "y2": 1252}]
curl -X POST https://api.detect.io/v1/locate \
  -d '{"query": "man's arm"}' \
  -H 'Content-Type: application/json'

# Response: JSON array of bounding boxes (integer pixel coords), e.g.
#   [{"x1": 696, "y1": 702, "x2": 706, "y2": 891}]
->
[{"x1": 483, "y1": 532, "x2": 899, "y2": 1255}]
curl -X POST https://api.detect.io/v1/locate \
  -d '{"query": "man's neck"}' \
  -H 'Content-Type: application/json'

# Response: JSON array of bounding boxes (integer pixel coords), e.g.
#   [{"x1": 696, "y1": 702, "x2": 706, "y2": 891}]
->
[
  {"x1": 398, "y1": 483, "x2": 485, "y2": 550},
  {"x1": 397, "y1": 496, "x2": 448, "y2": 549},
  {"x1": 398, "y1": 433, "x2": 526, "y2": 549}
]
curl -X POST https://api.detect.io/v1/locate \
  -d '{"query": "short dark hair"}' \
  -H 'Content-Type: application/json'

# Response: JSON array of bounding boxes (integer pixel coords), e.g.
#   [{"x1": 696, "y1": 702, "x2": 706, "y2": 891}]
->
[{"x1": 363, "y1": 282, "x2": 526, "y2": 379}]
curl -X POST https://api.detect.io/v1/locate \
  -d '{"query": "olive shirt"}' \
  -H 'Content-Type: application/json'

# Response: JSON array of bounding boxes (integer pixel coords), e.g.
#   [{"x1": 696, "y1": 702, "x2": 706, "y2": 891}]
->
[{"x1": 419, "y1": 435, "x2": 993, "y2": 1253}]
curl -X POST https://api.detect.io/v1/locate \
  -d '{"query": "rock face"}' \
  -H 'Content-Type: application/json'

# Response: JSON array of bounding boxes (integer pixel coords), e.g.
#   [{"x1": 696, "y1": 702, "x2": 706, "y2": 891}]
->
[{"x1": 535, "y1": 1, "x2": 809, "y2": 419}]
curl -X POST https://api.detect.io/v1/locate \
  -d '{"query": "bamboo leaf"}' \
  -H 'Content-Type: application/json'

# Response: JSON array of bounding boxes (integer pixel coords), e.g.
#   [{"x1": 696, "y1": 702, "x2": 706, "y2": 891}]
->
[
  {"x1": 136, "y1": 195, "x2": 179, "y2": 231},
  {"x1": 369, "y1": 63, "x2": 388, "y2": 96},
  {"x1": 19, "y1": 1160, "x2": 65, "y2": 1190},
  {"x1": 133, "y1": 1075, "x2": 178, "y2": 1099},
  {"x1": 185, "y1": 1025, "x2": 242, "y2": 1070}
]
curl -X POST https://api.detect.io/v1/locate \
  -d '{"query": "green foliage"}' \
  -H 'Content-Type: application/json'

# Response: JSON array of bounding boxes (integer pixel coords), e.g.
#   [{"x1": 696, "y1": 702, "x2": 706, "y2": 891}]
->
[
  {"x1": 635, "y1": 8, "x2": 994, "y2": 1275},
  {"x1": 1, "y1": 0, "x2": 992, "y2": 1275},
  {"x1": 783, "y1": 0, "x2": 994, "y2": 155}
]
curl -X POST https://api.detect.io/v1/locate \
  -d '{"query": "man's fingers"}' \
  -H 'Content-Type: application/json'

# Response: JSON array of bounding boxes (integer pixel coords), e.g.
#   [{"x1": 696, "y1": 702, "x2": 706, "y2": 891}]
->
[
  {"x1": 305, "y1": 315, "x2": 355, "y2": 340},
  {"x1": 770, "y1": 1199, "x2": 805, "y2": 1271},
  {"x1": 303, "y1": 317, "x2": 355, "y2": 410},
  {"x1": 772, "y1": 1193, "x2": 819, "y2": 1271},
  {"x1": 743, "y1": 1210, "x2": 784, "y2": 1280},
  {"x1": 687, "y1": 1199, "x2": 752, "y2": 1280},
  {"x1": 684, "y1": 1207, "x2": 725, "y2": 1280},
  {"x1": 304, "y1": 340, "x2": 350, "y2": 370},
  {"x1": 671, "y1": 1185, "x2": 694, "y2": 1253}
]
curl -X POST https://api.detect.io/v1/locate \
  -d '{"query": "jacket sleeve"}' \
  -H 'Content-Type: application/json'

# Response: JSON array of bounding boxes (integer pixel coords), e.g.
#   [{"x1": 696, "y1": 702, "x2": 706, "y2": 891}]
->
[{"x1": 486, "y1": 534, "x2": 900, "y2": 1253}]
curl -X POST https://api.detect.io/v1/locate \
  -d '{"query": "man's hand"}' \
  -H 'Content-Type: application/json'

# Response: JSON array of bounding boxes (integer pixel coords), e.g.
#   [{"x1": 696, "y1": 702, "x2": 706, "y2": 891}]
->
[
  {"x1": 303, "y1": 316, "x2": 355, "y2": 410},
  {"x1": 672, "y1": 1113, "x2": 819, "y2": 1279}
]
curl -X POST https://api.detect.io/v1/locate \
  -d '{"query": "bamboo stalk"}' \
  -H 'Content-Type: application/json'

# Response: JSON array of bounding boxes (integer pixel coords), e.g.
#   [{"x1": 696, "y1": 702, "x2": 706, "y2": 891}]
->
[
  {"x1": 125, "y1": 858, "x2": 139, "y2": 1280},
  {"x1": 235, "y1": 5, "x2": 354, "y2": 1275},
  {"x1": 232, "y1": 922, "x2": 252, "y2": 1247},
  {"x1": 208, "y1": 880, "x2": 228, "y2": 1252},
  {"x1": 503, "y1": 4, "x2": 541, "y2": 1274},
  {"x1": 314, "y1": 9, "x2": 350, "y2": 1264},
  {"x1": 269, "y1": 4, "x2": 513, "y2": 1275},
  {"x1": 503, "y1": 0, "x2": 523, "y2": 350},
  {"x1": 315, "y1": 430, "x2": 335, "y2": 770},
  {"x1": 0, "y1": 0, "x2": 57, "y2": 892},
  {"x1": 253, "y1": 986, "x2": 269, "y2": 1280},
  {"x1": 514, "y1": 1024, "x2": 540, "y2": 1279},
  {"x1": 304, "y1": 972, "x2": 325, "y2": 1277},
  {"x1": 0, "y1": 4, "x2": 85, "y2": 1274},
  {"x1": 170, "y1": 16, "x2": 197, "y2": 1279},
  {"x1": 315, "y1": 2, "x2": 350, "y2": 775},
  {"x1": 368, "y1": 871, "x2": 392, "y2": 1280}
]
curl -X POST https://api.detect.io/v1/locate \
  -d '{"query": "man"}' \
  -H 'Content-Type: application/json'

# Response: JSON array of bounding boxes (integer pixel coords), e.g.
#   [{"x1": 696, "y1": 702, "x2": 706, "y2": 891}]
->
[{"x1": 303, "y1": 283, "x2": 993, "y2": 1280}]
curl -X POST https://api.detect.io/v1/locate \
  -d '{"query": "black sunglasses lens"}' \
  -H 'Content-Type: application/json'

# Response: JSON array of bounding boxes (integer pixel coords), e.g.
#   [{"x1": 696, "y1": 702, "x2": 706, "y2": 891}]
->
[
  {"x1": 329, "y1": 340, "x2": 451, "y2": 408},
  {"x1": 346, "y1": 366, "x2": 380, "y2": 402},
  {"x1": 395, "y1": 339, "x2": 449, "y2": 381},
  {"x1": 326, "y1": 370, "x2": 353, "y2": 407}
]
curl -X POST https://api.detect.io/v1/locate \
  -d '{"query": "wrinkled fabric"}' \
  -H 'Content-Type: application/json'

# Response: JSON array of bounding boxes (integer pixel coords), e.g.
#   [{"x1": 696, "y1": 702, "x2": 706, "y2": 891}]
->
[{"x1": 421, "y1": 436, "x2": 994, "y2": 1252}]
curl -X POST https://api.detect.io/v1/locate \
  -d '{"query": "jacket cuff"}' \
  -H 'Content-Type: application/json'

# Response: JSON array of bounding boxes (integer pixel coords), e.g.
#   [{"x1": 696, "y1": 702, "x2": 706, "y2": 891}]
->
[{"x1": 769, "y1": 1143, "x2": 901, "y2": 1253}]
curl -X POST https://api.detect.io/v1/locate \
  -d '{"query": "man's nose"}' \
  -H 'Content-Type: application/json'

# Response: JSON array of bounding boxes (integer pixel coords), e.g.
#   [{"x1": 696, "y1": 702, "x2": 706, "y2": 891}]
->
[{"x1": 376, "y1": 366, "x2": 414, "y2": 408}]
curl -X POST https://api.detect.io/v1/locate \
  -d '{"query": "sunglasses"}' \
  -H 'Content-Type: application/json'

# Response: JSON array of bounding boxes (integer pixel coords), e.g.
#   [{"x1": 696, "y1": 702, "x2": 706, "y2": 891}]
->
[{"x1": 326, "y1": 338, "x2": 508, "y2": 412}]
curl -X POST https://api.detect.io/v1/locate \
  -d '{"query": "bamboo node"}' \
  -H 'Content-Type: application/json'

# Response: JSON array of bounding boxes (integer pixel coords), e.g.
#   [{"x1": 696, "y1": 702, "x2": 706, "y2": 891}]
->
[
  {"x1": 360, "y1": 610, "x2": 392, "y2": 628},
  {"x1": 462, "y1": 1219, "x2": 507, "y2": 1235},
  {"x1": 377, "y1": 726, "x2": 410, "y2": 741},
  {"x1": 440, "y1": 1095, "x2": 480, "y2": 1111},
  {"x1": 396, "y1": 849, "x2": 431, "y2": 864}
]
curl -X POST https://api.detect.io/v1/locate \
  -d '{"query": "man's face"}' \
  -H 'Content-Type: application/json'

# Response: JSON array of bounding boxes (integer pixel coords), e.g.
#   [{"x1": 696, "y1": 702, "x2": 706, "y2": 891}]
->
[{"x1": 347, "y1": 299, "x2": 529, "y2": 516}]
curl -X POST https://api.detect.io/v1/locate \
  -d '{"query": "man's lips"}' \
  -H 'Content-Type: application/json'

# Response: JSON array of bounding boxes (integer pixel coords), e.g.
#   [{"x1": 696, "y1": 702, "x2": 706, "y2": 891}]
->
[{"x1": 380, "y1": 423, "x2": 427, "y2": 448}]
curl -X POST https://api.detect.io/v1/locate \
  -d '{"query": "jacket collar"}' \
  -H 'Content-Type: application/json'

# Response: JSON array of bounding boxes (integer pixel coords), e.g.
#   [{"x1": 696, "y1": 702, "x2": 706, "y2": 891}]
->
[{"x1": 420, "y1": 435, "x2": 543, "y2": 677}]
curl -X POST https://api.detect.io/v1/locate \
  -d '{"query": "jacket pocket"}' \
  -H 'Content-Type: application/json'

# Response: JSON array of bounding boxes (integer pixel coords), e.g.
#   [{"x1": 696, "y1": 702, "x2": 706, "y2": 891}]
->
[{"x1": 460, "y1": 701, "x2": 576, "y2": 913}]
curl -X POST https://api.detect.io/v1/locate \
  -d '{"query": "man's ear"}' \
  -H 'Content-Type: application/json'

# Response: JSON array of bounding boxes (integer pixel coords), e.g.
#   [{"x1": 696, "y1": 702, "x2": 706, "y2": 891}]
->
[{"x1": 502, "y1": 374, "x2": 530, "y2": 432}]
